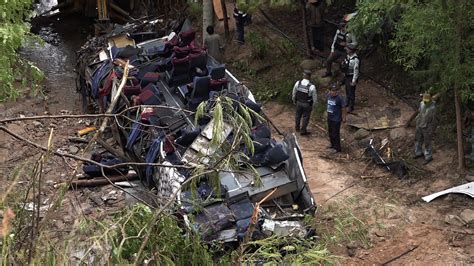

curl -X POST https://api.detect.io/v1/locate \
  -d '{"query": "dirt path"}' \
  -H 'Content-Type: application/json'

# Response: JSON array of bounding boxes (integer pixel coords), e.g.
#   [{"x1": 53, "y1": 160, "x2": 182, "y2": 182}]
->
[{"x1": 264, "y1": 98, "x2": 473, "y2": 264}]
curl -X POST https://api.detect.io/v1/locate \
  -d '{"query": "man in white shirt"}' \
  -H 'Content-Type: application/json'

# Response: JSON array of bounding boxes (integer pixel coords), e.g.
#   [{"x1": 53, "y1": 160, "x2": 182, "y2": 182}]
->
[{"x1": 292, "y1": 70, "x2": 317, "y2": 135}]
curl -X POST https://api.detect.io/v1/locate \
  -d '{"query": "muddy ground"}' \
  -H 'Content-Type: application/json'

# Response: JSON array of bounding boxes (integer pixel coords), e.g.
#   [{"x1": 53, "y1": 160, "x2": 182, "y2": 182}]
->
[{"x1": 0, "y1": 5, "x2": 473, "y2": 264}]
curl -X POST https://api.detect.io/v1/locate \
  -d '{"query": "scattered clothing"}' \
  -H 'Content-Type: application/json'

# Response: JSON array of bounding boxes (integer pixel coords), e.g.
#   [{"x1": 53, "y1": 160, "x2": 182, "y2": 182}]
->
[
  {"x1": 415, "y1": 101, "x2": 436, "y2": 161},
  {"x1": 292, "y1": 79, "x2": 317, "y2": 134}
]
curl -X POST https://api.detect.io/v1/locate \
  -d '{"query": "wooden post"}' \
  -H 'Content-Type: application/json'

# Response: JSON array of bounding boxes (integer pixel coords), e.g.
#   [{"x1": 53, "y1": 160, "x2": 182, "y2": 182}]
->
[
  {"x1": 221, "y1": 0, "x2": 230, "y2": 39},
  {"x1": 300, "y1": 0, "x2": 311, "y2": 57}
]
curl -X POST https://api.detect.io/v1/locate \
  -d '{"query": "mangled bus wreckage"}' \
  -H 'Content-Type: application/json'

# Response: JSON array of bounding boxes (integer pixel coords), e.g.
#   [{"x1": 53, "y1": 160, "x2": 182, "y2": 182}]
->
[{"x1": 76, "y1": 19, "x2": 316, "y2": 244}]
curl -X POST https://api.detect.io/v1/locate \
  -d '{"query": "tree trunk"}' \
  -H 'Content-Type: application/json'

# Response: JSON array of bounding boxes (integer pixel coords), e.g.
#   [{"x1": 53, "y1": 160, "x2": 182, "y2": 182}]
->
[
  {"x1": 454, "y1": 87, "x2": 466, "y2": 171},
  {"x1": 454, "y1": 0, "x2": 466, "y2": 172},
  {"x1": 203, "y1": 0, "x2": 214, "y2": 42},
  {"x1": 221, "y1": 0, "x2": 230, "y2": 39},
  {"x1": 300, "y1": 0, "x2": 311, "y2": 57}
]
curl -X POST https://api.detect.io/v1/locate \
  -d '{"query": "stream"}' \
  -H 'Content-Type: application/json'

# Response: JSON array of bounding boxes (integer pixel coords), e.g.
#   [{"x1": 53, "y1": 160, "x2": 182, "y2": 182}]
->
[{"x1": 20, "y1": 0, "x2": 91, "y2": 113}]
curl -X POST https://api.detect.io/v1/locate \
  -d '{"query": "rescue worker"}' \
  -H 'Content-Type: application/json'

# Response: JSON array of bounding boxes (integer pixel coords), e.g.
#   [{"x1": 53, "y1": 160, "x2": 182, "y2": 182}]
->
[
  {"x1": 203, "y1": 25, "x2": 224, "y2": 62},
  {"x1": 233, "y1": 4, "x2": 248, "y2": 44},
  {"x1": 322, "y1": 20, "x2": 357, "y2": 77},
  {"x1": 292, "y1": 70, "x2": 317, "y2": 136},
  {"x1": 341, "y1": 43, "x2": 360, "y2": 113},
  {"x1": 413, "y1": 93, "x2": 436, "y2": 165},
  {"x1": 326, "y1": 83, "x2": 346, "y2": 153},
  {"x1": 306, "y1": 0, "x2": 324, "y2": 52}
]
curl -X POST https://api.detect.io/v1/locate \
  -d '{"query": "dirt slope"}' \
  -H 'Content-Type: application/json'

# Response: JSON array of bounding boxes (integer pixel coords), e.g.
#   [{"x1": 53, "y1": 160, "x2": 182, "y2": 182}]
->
[{"x1": 264, "y1": 96, "x2": 473, "y2": 264}]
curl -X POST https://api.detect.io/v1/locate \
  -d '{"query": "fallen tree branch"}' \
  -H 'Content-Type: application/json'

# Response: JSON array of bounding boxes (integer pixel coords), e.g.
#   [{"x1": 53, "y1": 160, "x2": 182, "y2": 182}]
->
[
  {"x1": 0, "y1": 125, "x2": 193, "y2": 170},
  {"x1": 381, "y1": 245, "x2": 418, "y2": 265},
  {"x1": 67, "y1": 173, "x2": 139, "y2": 188},
  {"x1": 98, "y1": 60, "x2": 130, "y2": 133}
]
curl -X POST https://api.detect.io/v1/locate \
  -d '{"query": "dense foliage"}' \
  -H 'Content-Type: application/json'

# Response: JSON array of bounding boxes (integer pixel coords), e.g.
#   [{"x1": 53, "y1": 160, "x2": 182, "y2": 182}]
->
[
  {"x1": 349, "y1": 0, "x2": 474, "y2": 101},
  {"x1": 0, "y1": 0, "x2": 42, "y2": 101}
]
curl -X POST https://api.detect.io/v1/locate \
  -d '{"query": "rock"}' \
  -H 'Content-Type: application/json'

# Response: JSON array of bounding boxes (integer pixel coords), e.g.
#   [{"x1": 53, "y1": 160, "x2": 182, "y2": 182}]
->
[
  {"x1": 32, "y1": 121, "x2": 42, "y2": 127},
  {"x1": 55, "y1": 219, "x2": 65, "y2": 229},
  {"x1": 444, "y1": 214, "x2": 466, "y2": 226},
  {"x1": 460, "y1": 209, "x2": 474, "y2": 224},
  {"x1": 300, "y1": 59, "x2": 320, "y2": 70},
  {"x1": 313, "y1": 69, "x2": 333, "y2": 87},
  {"x1": 346, "y1": 242, "x2": 358, "y2": 257},
  {"x1": 353, "y1": 128, "x2": 370, "y2": 140},
  {"x1": 69, "y1": 145, "x2": 79, "y2": 154},
  {"x1": 390, "y1": 127, "x2": 407, "y2": 140}
]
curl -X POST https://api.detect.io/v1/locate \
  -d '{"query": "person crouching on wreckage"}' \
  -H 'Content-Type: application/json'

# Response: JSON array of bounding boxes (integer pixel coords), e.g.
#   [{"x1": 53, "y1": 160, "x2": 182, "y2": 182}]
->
[{"x1": 413, "y1": 93, "x2": 437, "y2": 165}]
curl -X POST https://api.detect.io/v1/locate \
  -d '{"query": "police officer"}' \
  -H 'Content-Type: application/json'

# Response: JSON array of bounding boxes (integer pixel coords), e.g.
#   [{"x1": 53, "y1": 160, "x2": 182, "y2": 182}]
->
[
  {"x1": 322, "y1": 20, "x2": 357, "y2": 77},
  {"x1": 341, "y1": 43, "x2": 360, "y2": 113},
  {"x1": 233, "y1": 4, "x2": 249, "y2": 44},
  {"x1": 326, "y1": 83, "x2": 346, "y2": 153},
  {"x1": 292, "y1": 70, "x2": 317, "y2": 135},
  {"x1": 413, "y1": 93, "x2": 436, "y2": 165}
]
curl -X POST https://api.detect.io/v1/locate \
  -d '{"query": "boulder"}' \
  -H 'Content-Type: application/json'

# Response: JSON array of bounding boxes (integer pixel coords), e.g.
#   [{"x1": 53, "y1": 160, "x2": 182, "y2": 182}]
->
[
  {"x1": 444, "y1": 214, "x2": 465, "y2": 226},
  {"x1": 300, "y1": 59, "x2": 320, "y2": 70},
  {"x1": 390, "y1": 127, "x2": 407, "y2": 140},
  {"x1": 460, "y1": 209, "x2": 474, "y2": 224},
  {"x1": 313, "y1": 68, "x2": 334, "y2": 87},
  {"x1": 353, "y1": 128, "x2": 370, "y2": 140}
]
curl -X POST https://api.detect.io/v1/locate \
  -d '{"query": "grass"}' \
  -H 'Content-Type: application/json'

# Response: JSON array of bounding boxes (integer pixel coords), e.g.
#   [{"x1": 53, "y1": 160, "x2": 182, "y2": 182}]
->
[
  {"x1": 313, "y1": 197, "x2": 371, "y2": 251},
  {"x1": 0, "y1": 120, "x2": 340, "y2": 265}
]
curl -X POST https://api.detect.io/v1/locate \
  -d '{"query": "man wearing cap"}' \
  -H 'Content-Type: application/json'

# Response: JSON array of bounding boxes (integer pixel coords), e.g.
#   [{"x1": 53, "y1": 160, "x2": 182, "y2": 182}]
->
[
  {"x1": 326, "y1": 83, "x2": 346, "y2": 153},
  {"x1": 341, "y1": 43, "x2": 360, "y2": 112},
  {"x1": 413, "y1": 93, "x2": 437, "y2": 165},
  {"x1": 322, "y1": 20, "x2": 358, "y2": 77},
  {"x1": 306, "y1": 0, "x2": 324, "y2": 52},
  {"x1": 292, "y1": 70, "x2": 317, "y2": 136}
]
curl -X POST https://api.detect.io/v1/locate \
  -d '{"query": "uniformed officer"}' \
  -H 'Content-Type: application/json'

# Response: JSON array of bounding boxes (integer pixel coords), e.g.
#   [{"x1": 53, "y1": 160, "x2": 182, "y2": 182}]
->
[
  {"x1": 413, "y1": 93, "x2": 437, "y2": 165},
  {"x1": 292, "y1": 70, "x2": 317, "y2": 135},
  {"x1": 341, "y1": 43, "x2": 360, "y2": 113},
  {"x1": 322, "y1": 20, "x2": 357, "y2": 77}
]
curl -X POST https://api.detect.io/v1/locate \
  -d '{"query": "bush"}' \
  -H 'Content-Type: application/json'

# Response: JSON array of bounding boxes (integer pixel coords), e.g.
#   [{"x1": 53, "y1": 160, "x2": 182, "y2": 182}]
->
[
  {"x1": 248, "y1": 32, "x2": 269, "y2": 59},
  {"x1": 0, "y1": 0, "x2": 42, "y2": 101}
]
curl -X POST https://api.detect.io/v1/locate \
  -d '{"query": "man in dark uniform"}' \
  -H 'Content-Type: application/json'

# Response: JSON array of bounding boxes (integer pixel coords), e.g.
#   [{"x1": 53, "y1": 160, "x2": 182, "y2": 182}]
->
[
  {"x1": 326, "y1": 83, "x2": 346, "y2": 153},
  {"x1": 233, "y1": 4, "x2": 249, "y2": 44},
  {"x1": 322, "y1": 20, "x2": 357, "y2": 77},
  {"x1": 306, "y1": 0, "x2": 324, "y2": 52},
  {"x1": 292, "y1": 70, "x2": 317, "y2": 136},
  {"x1": 413, "y1": 93, "x2": 436, "y2": 165},
  {"x1": 341, "y1": 43, "x2": 360, "y2": 113}
]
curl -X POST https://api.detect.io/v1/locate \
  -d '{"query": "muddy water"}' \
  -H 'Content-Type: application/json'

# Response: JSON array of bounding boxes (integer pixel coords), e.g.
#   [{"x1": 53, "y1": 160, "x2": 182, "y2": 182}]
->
[{"x1": 20, "y1": 2, "x2": 91, "y2": 114}]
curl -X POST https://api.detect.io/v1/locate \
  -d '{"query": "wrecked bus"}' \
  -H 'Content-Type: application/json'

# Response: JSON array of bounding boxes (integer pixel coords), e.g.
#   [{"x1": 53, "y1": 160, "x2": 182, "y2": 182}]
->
[{"x1": 76, "y1": 18, "x2": 316, "y2": 244}]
